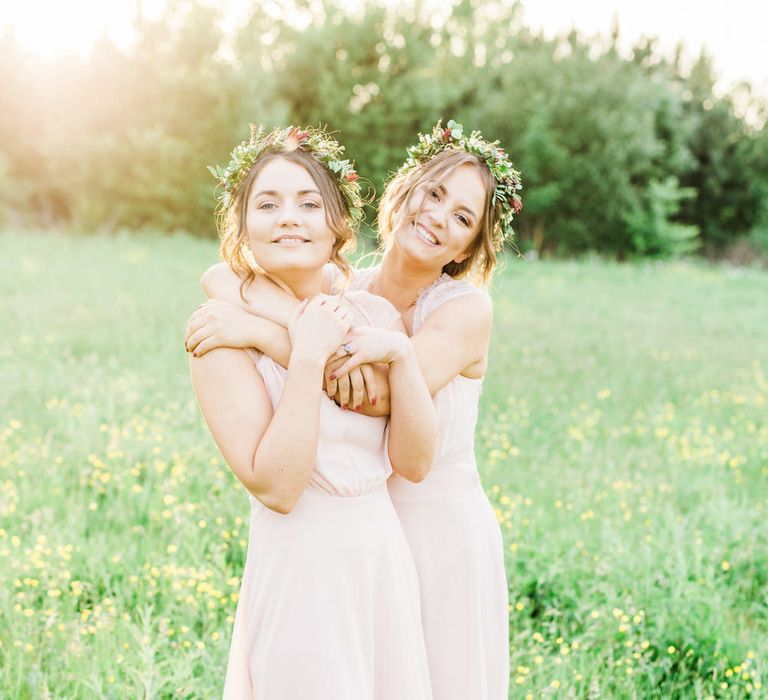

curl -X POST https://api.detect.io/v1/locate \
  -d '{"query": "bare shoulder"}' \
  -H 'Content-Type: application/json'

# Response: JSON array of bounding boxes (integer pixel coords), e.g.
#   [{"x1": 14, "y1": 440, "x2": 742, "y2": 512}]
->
[
  {"x1": 425, "y1": 287, "x2": 493, "y2": 329},
  {"x1": 200, "y1": 262, "x2": 239, "y2": 296}
]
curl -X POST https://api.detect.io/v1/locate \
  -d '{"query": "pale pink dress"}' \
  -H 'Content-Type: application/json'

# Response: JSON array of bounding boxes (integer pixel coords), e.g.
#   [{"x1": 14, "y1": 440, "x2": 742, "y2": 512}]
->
[
  {"x1": 222, "y1": 290, "x2": 432, "y2": 700},
  {"x1": 336, "y1": 268, "x2": 510, "y2": 700}
]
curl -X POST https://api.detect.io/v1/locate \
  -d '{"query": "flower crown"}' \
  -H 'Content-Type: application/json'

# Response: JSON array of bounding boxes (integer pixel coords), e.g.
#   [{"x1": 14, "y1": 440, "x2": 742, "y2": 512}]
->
[
  {"x1": 394, "y1": 120, "x2": 522, "y2": 245},
  {"x1": 208, "y1": 124, "x2": 364, "y2": 227}
]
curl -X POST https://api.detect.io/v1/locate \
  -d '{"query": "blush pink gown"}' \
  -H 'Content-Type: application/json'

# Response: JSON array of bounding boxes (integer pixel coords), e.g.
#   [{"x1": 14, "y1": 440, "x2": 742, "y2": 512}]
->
[
  {"x1": 222, "y1": 291, "x2": 432, "y2": 700},
  {"x1": 337, "y1": 268, "x2": 510, "y2": 700}
]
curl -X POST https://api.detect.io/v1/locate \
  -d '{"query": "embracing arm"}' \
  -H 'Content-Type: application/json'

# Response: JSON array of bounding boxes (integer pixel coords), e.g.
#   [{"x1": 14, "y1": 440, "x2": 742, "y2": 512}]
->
[
  {"x1": 199, "y1": 262, "x2": 392, "y2": 416},
  {"x1": 202, "y1": 262, "x2": 297, "y2": 324},
  {"x1": 331, "y1": 291, "x2": 493, "y2": 414},
  {"x1": 386, "y1": 333, "x2": 438, "y2": 482},
  {"x1": 190, "y1": 348, "x2": 326, "y2": 514},
  {"x1": 194, "y1": 263, "x2": 294, "y2": 367}
]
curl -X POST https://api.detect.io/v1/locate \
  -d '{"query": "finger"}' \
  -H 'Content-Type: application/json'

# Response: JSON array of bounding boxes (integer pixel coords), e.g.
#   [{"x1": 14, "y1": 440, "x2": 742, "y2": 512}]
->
[
  {"x1": 185, "y1": 316, "x2": 207, "y2": 346},
  {"x1": 360, "y1": 364, "x2": 377, "y2": 406},
  {"x1": 192, "y1": 336, "x2": 220, "y2": 357},
  {"x1": 186, "y1": 328, "x2": 211, "y2": 353},
  {"x1": 326, "y1": 355, "x2": 346, "y2": 372},
  {"x1": 349, "y1": 368, "x2": 365, "y2": 411},
  {"x1": 331, "y1": 355, "x2": 364, "y2": 382},
  {"x1": 330, "y1": 346, "x2": 349, "y2": 363},
  {"x1": 325, "y1": 363, "x2": 338, "y2": 399},
  {"x1": 336, "y1": 373, "x2": 351, "y2": 409}
]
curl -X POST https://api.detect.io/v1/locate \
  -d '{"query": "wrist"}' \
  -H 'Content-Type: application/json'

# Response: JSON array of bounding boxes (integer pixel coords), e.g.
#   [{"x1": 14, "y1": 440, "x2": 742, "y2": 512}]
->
[
  {"x1": 289, "y1": 347, "x2": 327, "y2": 373},
  {"x1": 389, "y1": 336, "x2": 415, "y2": 365}
]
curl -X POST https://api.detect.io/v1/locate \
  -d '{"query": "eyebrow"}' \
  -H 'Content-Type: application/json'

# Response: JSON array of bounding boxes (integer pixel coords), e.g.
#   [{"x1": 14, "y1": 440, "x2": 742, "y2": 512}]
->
[
  {"x1": 437, "y1": 184, "x2": 477, "y2": 220},
  {"x1": 251, "y1": 189, "x2": 322, "y2": 198}
]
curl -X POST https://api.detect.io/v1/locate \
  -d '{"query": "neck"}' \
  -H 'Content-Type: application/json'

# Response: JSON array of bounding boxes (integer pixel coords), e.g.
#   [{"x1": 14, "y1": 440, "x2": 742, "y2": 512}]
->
[
  {"x1": 266, "y1": 268, "x2": 324, "y2": 300},
  {"x1": 375, "y1": 246, "x2": 443, "y2": 311}
]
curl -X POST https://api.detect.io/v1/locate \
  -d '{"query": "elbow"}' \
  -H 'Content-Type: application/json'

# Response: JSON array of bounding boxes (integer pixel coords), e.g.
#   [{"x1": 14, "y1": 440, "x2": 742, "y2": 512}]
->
[
  {"x1": 406, "y1": 467, "x2": 429, "y2": 484},
  {"x1": 252, "y1": 489, "x2": 300, "y2": 515},
  {"x1": 395, "y1": 458, "x2": 433, "y2": 483}
]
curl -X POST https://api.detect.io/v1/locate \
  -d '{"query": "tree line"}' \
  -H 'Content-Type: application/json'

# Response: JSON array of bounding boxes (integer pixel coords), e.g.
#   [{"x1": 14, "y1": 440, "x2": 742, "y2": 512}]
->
[{"x1": 1, "y1": 0, "x2": 766, "y2": 258}]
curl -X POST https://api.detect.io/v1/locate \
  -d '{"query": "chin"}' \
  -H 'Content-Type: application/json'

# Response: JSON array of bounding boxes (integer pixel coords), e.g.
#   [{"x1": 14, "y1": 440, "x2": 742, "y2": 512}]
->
[{"x1": 265, "y1": 250, "x2": 329, "y2": 274}]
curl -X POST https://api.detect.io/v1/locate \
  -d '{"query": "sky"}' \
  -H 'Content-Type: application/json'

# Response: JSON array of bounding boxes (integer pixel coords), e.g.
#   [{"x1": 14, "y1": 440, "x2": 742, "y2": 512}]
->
[{"x1": 2, "y1": 0, "x2": 767, "y2": 98}]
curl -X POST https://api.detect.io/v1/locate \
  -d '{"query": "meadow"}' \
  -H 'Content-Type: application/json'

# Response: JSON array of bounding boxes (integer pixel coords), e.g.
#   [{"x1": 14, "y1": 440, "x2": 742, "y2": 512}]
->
[{"x1": 1, "y1": 230, "x2": 766, "y2": 699}]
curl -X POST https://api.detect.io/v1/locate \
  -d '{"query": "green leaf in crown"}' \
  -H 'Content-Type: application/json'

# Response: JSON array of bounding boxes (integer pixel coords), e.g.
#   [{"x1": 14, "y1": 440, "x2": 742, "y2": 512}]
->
[
  {"x1": 393, "y1": 119, "x2": 523, "y2": 248},
  {"x1": 208, "y1": 125, "x2": 364, "y2": 230}
]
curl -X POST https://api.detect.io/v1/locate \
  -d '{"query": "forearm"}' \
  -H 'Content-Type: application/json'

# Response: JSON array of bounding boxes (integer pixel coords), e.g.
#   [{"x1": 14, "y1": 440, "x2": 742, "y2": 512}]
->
[
  {"x1": 251, "y1": 354, "x2": 326, "y2": 512},
  {"x1": 386, "y1": 346, "x2": 437, "y2": 481},
  {"x1": 203, "y1": 265, "x2": 298, "y2": 326},
  {"x1": 243, "y1": 315, "x2": 292, "y2": 368}
]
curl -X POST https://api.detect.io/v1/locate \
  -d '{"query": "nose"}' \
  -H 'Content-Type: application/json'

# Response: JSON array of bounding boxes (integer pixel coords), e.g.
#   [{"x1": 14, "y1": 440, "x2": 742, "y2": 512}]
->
[
  {"x1": 425, "y1": 201, "x2": 448, "y2": 230},
  {"x1": 277, "y1": 203, "x2": 300, "y2": 227}
]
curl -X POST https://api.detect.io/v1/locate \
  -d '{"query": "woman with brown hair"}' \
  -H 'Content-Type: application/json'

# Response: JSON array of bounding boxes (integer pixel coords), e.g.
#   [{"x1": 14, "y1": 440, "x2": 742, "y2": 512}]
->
[
  {"x1": 190, "y1": 125, "x2": 435, "y2": 699},
  {"x1": 187, "y1": 120, "x2": 522, "y2": 699}
]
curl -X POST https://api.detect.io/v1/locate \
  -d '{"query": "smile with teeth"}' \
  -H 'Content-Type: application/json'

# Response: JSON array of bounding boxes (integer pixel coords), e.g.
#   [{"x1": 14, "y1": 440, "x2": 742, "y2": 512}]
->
[
  {"x1": 273, "y1": 235, "x2": 310, "y2": 245},
  {"x1": 415, "y1": 223, "x2": 439, "y2": 246}
]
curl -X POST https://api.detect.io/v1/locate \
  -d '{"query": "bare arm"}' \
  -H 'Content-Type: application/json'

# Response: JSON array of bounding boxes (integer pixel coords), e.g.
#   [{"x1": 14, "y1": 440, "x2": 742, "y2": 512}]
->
[
  {"x1": 199, "y1": 262, "x2": 392, "y2": 417},
  {"x1": 410, "y1": 292, "x2": 493, "y2": 395},
  {"x1": 190, "y1": 297, "x2": 352, "y2": 514},
  {"x1": 202, "y1": 262, "x2": 297, "y2": 324},
  {"x1": 194, "y1": 264, "x2": 294, "y2": 367},
  {"x1": 331, "y1": 291, "x2": 493, "y2": 399},
  {"x1": 385, "y1": 325, "x2": 438, "y2": 482},
  {"x1": 190, "y1": 348, "x2": 324, "y2": 514}
]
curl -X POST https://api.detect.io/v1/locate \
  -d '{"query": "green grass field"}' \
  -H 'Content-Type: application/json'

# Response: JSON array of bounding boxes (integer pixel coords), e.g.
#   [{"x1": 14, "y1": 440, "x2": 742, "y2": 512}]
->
[{"x1": 1, "y1": 231, "x2": 766, "y2": 699}]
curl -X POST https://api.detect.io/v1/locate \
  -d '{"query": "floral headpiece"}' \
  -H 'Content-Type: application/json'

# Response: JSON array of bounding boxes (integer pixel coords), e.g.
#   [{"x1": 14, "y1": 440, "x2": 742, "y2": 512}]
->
[
  {"x1": 208, "y1": 124, "x2": 364, "y2": 227},
  {"x1": 394, "y1": 119, "x2": 522, "y2": 245}
]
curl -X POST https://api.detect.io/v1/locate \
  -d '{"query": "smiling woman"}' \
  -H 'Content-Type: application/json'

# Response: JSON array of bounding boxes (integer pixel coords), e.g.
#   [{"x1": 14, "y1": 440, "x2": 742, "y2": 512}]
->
[{"x1": 189, "y1": 124, "x2": 436, "y2": 699}]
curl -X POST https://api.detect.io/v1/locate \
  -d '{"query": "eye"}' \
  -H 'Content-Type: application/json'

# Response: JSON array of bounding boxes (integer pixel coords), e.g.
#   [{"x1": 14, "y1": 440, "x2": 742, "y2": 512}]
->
[
  {"x1": 301, "y1": 200, "x2": 322, "y2": 209},
  {"x1": 256, "y1": 201, "x2": 277, "y2": 210},
  {"x1": 428, "y1": 188, "x2": 440, "y2": 201},
  {"x1": 456, "y1": 213, "x2": 470, "y2": 227}
]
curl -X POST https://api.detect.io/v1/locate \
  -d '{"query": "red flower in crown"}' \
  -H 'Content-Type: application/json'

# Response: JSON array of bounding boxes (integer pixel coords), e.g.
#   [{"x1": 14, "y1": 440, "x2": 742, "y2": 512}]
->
[
  {"x1": 345, "y1": 172, "x2": 359, "y2": 182},
  {"x1": 512, "y1": 198, "x2": 523, "y2": 214},
  {"x1": 442, "y1": 128, "x2": 452, "y2": 140}
]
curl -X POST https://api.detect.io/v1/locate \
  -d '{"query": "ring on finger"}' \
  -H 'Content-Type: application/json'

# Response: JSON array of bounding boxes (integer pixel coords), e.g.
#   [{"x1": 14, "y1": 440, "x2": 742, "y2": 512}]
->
[{"x1": 343, "y1": 343, "x2": 353, "y2": 356}]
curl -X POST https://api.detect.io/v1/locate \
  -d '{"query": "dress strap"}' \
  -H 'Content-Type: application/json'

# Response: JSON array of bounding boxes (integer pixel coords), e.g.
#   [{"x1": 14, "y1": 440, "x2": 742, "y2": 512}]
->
[{"x1": 413, "y1": 274, "x2": 486, "y2": 333}]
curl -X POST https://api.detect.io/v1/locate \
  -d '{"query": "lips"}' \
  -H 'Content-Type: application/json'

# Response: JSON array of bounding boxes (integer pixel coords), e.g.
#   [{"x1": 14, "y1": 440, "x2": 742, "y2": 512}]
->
[
  {"x1": 272, "y1": 234, "x2": 310, "y2": 244},
  {"x1": 414, "y1": 222, "x2": 440, "y2": 246}
]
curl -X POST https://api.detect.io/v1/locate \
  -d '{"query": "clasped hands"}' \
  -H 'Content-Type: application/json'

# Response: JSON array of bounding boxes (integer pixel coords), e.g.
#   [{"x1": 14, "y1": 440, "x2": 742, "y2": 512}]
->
[{"x1": 185, "y1": 297, "x2": 386, "y2": 411}]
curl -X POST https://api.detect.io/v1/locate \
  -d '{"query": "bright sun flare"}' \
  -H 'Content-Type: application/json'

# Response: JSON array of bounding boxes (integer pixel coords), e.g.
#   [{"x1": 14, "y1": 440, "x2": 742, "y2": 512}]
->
[{"x1": 1, "y1": 0, "x2": 158, "y2": 57}]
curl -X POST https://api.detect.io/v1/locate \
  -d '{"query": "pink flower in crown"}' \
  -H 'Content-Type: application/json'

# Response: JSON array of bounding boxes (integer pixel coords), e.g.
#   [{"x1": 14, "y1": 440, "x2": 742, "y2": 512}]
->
[
  {"x1": 284, "y1": 128, "x2": 309, "y2": 150},
  {"x1": 442, "y1": 128, "x2": 452, "y2": 140},
  {"x1": 345, "y1": 172, "x2": 359, "y2": 182},
  {"x1": 512, "y1": 198, "x2": 523, "y2": 214}
]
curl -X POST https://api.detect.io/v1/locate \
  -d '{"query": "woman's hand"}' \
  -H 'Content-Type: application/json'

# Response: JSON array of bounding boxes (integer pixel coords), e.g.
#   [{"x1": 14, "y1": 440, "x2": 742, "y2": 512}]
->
[
  {"x1": 324, "y1": 357, "x2": 378, "y2": 411},
  {"x1": 328, "y1": 326, "x2": 411, "y2": 377},
  {"x1": 186, "y1": 300, "x2": 263, "y2": 356},
  {"x1": 289, "y1": 296, "x2": 354, "y2": 362}
]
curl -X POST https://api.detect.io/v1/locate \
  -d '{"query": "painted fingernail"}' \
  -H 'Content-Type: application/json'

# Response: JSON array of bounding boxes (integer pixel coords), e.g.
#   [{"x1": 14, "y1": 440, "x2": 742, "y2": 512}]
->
[
  {"x1": 354, "y1": 405, "x2": 361, "y2": 412},
  {"x1": 341, "y1": 404, "x2": 348, "y2": 410},
  {"x1": 371, "y1": 397, "x2": 377, "y2": 406},
  {"x1": 329, "y1": 374, "x2": 336, "y2": 380}
]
